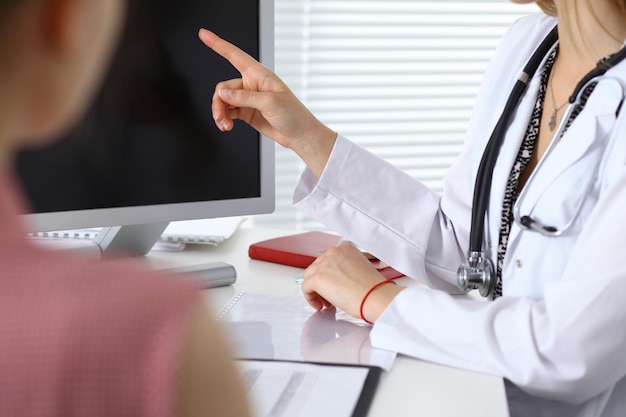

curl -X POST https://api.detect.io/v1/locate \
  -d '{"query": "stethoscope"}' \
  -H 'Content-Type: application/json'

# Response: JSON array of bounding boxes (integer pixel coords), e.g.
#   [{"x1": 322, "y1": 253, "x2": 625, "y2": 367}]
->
[{"x1": 457, "y1": 26, "x2": 626, "y2": 298}]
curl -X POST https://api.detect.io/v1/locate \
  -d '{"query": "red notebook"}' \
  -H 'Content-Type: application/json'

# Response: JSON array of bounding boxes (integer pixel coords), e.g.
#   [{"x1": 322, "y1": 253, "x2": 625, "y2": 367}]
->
[{"x1": 248, "y1": 231, "x2": 404, "y2": 280}]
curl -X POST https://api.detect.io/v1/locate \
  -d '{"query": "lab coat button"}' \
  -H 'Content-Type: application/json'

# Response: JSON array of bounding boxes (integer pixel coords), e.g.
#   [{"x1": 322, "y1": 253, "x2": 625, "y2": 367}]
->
[{"x1": 515, "y1": 259, "x2": 523, "y2": 268}]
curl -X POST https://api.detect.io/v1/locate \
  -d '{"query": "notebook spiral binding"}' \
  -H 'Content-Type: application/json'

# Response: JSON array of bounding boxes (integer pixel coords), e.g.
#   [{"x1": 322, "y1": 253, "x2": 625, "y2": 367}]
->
[{"x1": 217, "y1": 291, "x2": 246, "y2": 321}]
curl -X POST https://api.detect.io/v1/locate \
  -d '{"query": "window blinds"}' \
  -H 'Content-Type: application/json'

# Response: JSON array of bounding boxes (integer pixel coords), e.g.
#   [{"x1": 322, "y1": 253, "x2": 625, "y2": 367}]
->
[{"x1": 250, "y1": 0, "x2": 539, "y2": 230}]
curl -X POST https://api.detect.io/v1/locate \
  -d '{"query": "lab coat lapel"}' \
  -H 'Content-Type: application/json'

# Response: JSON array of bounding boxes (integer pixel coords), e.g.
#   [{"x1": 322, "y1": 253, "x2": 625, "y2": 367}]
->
[{"x1": 514, "y1": 78, "x2": 624, "y2": 217}]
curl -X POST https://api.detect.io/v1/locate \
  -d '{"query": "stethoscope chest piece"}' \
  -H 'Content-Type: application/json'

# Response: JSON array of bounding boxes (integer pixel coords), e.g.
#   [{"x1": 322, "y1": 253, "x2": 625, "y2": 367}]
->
[{"x1": 457, "y1": 251, "x2": 496, "y2": 298}]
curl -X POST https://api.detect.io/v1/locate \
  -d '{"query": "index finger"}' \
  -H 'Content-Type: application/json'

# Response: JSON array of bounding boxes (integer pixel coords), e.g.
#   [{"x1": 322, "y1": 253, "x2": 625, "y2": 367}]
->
[{"x1": 198, "y1": 28, "x2": 258, "y2": 74}]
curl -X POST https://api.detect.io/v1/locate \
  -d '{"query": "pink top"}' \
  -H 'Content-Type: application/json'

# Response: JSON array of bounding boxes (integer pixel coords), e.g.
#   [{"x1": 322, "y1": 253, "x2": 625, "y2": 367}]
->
[{"x1": 0, "y1": 171, "x2": 201, "y2": 417}]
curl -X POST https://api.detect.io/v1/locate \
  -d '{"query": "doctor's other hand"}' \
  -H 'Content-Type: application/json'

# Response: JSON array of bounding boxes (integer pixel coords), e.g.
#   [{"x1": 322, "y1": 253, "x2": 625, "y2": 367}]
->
[
  {"x1": 198, "y1": 29, "x2": 337, "y2": 178},
  {"x1": 301, "y1": 242, "x2": 405, "y2": 323}
]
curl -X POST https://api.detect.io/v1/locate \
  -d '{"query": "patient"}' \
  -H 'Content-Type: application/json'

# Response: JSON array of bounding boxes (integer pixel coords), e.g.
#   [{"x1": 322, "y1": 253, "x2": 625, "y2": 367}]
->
[{"x1": 0, "y1": 0, "x2": 250, "y2": 416}]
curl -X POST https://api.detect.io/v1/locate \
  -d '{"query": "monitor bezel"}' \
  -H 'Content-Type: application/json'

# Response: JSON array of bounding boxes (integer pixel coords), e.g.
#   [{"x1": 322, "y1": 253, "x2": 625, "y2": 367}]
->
[{"x1": 20, "y1": 0, "x2": 275, "y2": 234}]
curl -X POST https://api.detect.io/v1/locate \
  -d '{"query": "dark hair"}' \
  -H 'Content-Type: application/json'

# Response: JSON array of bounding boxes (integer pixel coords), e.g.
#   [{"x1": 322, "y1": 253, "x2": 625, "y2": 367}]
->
[
  {"x1": 0, "y1": 1, "x2": 36, "y2": 31},
  {"x1": 0, "y1": 0, "x2": 23, "y2": 15}
]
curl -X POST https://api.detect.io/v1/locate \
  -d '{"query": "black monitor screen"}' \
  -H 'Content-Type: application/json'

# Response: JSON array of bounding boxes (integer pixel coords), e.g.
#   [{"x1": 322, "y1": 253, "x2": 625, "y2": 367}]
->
[{"x1": 16, "y1": 0, "x2": 261, "y2": 215}]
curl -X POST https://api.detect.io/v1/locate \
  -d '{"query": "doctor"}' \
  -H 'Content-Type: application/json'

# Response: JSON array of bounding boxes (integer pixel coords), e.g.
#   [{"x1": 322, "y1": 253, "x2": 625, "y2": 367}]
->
[{"x1": 200, "y1": 0, "x2": 626, "y2": 416}]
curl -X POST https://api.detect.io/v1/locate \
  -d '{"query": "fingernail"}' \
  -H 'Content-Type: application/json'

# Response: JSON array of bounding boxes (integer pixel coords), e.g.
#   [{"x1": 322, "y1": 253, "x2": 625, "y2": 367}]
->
[
  {"x1": 218, "y1": 120, "x2": 229, "y2": 131},
  {"x1": 220, "y1": 88, "x2": 234, "y2": 100}
]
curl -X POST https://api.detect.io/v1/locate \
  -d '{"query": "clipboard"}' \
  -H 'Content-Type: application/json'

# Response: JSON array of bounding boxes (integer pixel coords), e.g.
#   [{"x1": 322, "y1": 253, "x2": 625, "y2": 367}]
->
[{"x1": 237, "y1": 358, "x2": 382, "y2": 417}]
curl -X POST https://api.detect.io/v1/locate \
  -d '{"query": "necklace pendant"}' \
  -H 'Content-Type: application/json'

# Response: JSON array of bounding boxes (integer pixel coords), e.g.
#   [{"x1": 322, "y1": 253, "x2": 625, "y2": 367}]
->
[{"x1": 548, "y1": 108, "x2": 557, "y2": 131}]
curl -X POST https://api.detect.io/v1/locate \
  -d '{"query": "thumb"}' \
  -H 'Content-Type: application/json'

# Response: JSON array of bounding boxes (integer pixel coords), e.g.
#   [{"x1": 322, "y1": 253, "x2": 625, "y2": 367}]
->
[
  {"x1": 215, "y1": 87, "x2": 279, "y2": 137},
  {"x1": 219, "y1": 87, "x2": 265, "y2": 110}
]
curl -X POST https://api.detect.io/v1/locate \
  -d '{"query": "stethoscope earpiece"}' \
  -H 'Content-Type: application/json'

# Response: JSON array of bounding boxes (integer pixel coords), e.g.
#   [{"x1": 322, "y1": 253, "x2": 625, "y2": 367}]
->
[{"x1": 519, "y1": 215, "x2": 533, "y2": 228}]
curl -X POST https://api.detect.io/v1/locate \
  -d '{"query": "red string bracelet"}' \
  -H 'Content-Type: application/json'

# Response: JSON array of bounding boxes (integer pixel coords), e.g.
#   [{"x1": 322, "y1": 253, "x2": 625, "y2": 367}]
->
[{"x1": 360, "y1": 280, "x2": 396, "y2": 324}]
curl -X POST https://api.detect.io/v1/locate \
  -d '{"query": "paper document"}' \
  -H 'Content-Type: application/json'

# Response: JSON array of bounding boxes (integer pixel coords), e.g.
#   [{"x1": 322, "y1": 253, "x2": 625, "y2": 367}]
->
[{"x1": 238, "y1": 359, "x2": 380, "y2": 417}]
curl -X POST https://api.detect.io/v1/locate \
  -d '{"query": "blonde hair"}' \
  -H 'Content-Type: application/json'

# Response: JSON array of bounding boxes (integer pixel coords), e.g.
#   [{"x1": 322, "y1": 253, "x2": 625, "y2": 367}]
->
[{"x1": 536, "y1": 0, "x2": 626, "y2": 16}]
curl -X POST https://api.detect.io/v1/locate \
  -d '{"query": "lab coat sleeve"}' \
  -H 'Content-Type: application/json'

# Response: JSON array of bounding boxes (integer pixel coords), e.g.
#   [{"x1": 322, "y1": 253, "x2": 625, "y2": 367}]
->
[
  {"x1": 294, "y1": 135, "x2": 465, "y2": 293},
  {"x1": 372, "y1": 168, "x2": 626, "y2": 405},
  {"x1": 292, "y1": 15, "x2": 547, "y2": 292}
]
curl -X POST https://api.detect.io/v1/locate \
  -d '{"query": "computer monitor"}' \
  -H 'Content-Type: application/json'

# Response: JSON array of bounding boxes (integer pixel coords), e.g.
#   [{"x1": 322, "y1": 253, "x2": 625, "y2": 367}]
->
[{"x1": 15, "y1": 0, "x2": 274, "y2": 258}]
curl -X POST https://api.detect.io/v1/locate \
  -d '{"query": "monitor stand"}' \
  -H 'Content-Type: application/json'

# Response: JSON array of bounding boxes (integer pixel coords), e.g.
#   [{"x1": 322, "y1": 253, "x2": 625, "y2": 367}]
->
[
  {"x1": 93, "y1": 222, "x2": 237, "y2": 288},
  {"x1": 95, "y1": 222, "x2": 170, "y2": 258}
]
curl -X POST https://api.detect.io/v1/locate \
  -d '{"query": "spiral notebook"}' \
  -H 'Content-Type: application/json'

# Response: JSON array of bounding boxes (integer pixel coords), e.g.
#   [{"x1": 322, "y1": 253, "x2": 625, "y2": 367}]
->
[{"x1": 218, "y1": 291, "x2": 396, "y2": 371}]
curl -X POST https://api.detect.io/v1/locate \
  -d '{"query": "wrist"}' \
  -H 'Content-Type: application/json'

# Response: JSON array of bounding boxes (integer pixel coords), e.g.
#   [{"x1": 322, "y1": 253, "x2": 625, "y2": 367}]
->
[
  {"x1": 291, "y1": 124, "x2": 337, "y2": 179},
  {"x1": 360, "y1": 280, "x2": 404, "y2": 324}
]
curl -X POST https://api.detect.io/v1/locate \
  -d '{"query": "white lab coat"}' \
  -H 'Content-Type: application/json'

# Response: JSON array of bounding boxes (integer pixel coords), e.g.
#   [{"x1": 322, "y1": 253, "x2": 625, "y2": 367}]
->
[{"x1": 294, "y1": 13, "x2": 626, "y2": 417}]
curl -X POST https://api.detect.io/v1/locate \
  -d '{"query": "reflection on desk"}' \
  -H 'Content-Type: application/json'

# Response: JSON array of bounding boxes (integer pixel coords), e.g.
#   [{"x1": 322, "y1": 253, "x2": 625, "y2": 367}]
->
[{"x1": 218, "y1": 291, "x2": 396, "y2": 370}]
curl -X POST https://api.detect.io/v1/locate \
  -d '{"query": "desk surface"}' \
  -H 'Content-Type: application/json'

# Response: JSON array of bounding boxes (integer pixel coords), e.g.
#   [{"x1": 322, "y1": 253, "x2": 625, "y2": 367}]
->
[{"x1": 145, "y1": 226, "x2": 509, "y2": 417}]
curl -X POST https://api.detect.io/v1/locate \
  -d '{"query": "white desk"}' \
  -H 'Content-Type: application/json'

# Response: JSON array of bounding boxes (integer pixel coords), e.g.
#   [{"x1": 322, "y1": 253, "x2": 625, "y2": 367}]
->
[{"x1": 145, "y1": 227, "x2": 510, "y2": 417}]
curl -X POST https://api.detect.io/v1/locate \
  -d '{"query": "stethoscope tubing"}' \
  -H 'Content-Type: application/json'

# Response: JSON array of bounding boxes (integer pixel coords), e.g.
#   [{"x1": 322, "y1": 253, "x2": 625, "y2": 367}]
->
[{"x1": 468, "y1": 26, "x2": 559, "y2": 251}]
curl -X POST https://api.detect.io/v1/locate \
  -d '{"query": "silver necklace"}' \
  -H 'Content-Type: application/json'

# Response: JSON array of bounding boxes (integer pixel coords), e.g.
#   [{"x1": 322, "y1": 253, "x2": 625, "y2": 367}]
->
[{"x1": 548, "y1": 57, "x2": 569, "y2": 131}]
